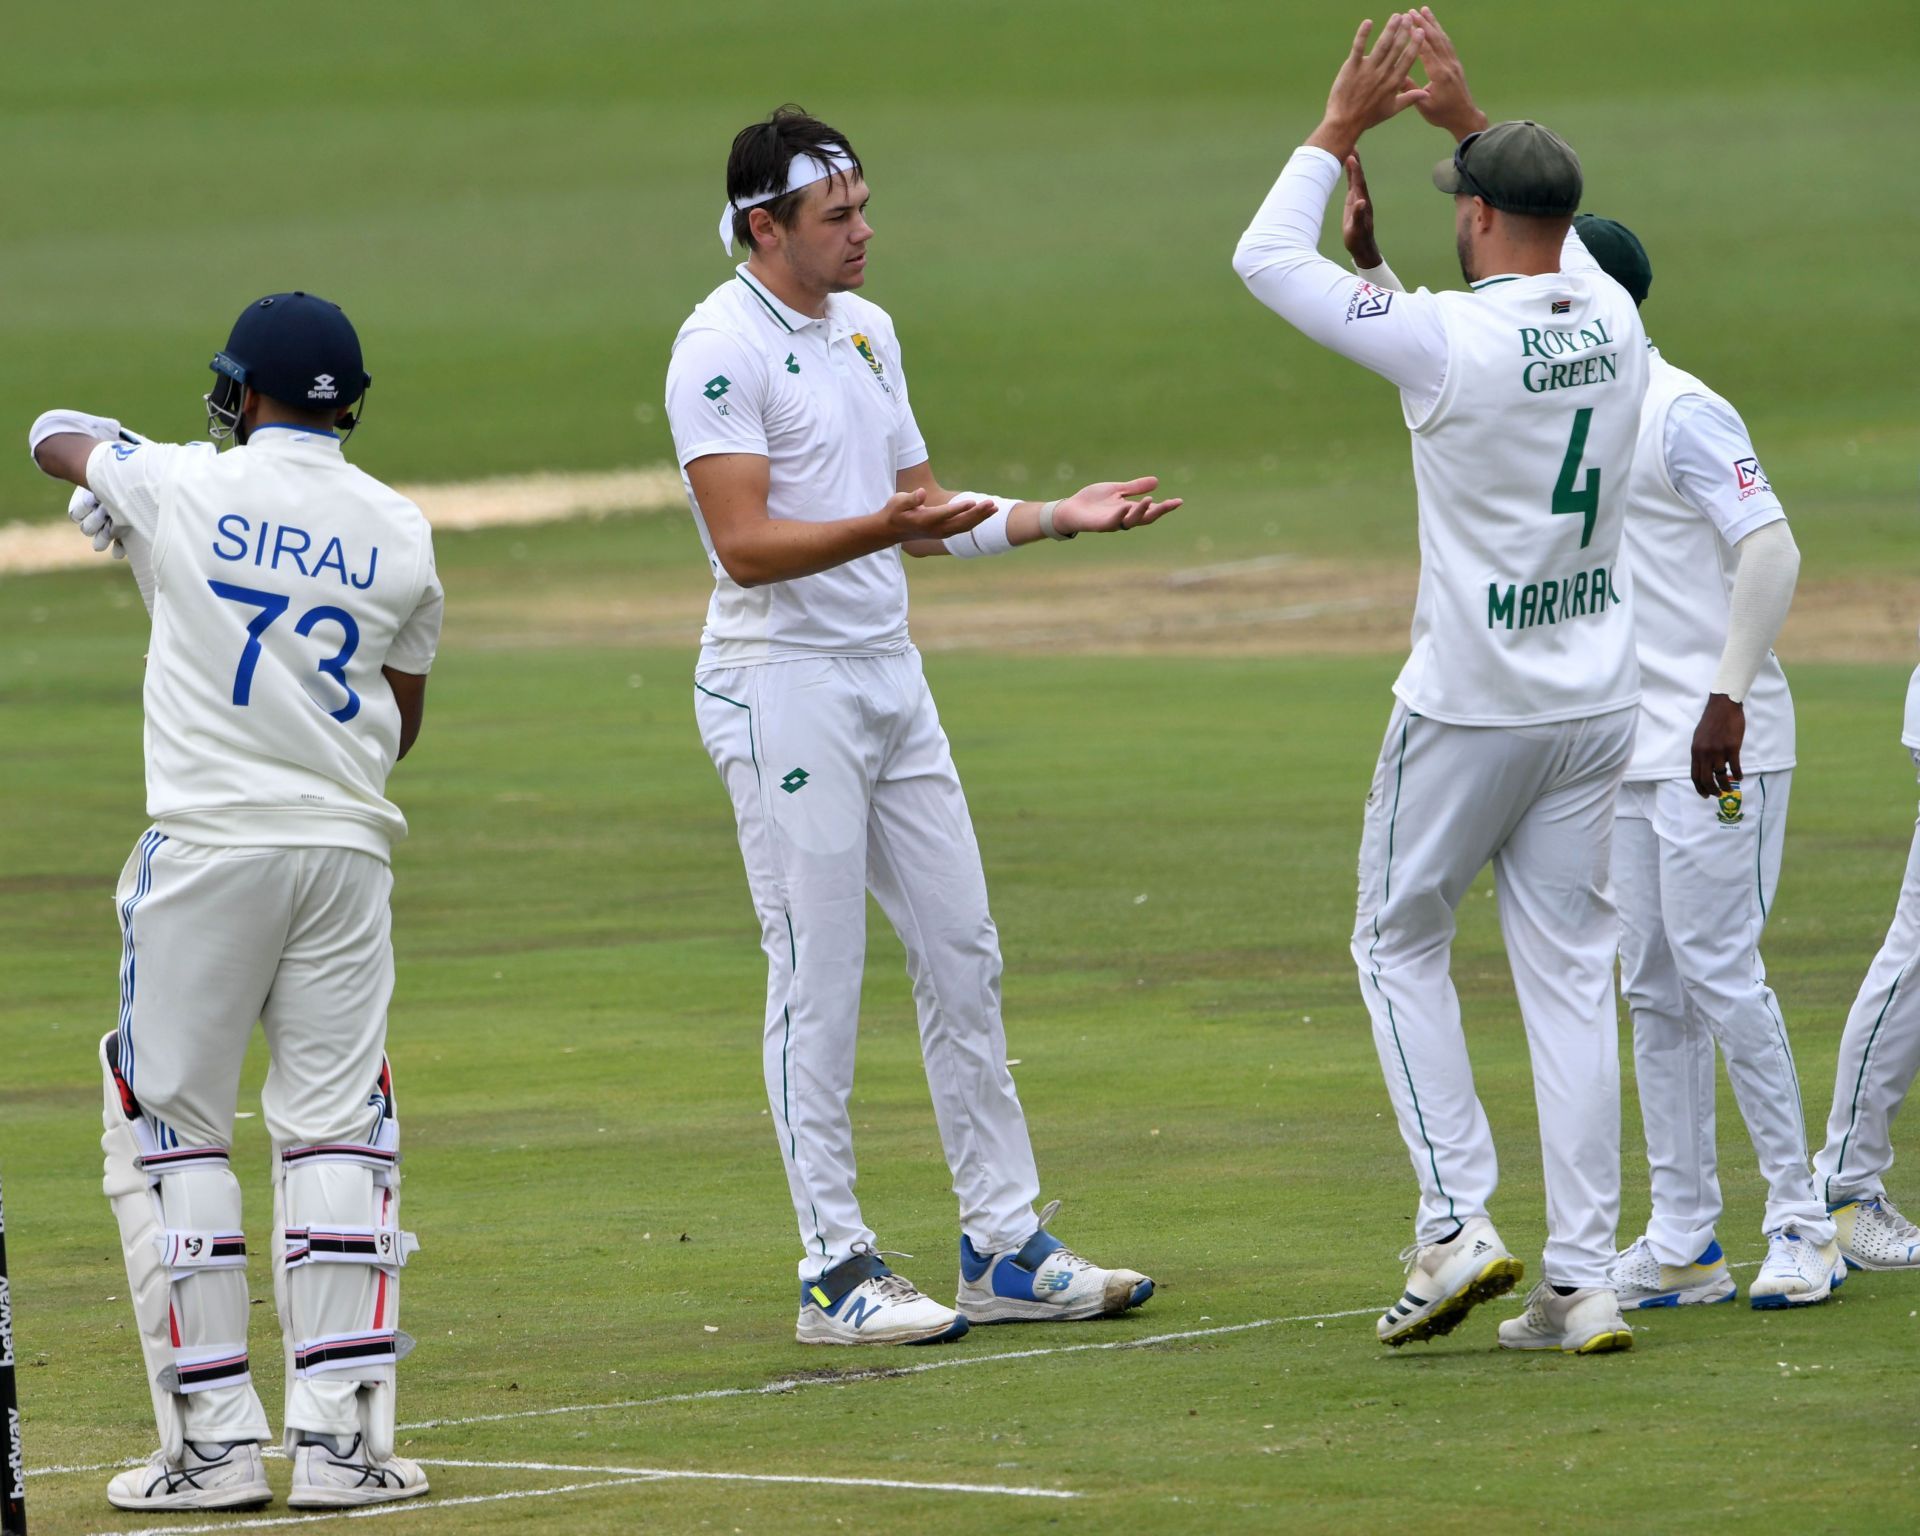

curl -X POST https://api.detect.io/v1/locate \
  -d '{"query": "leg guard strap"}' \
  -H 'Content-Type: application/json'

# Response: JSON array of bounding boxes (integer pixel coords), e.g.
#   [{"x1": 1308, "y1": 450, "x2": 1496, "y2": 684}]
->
[
  {"x1": 285, "y1": 1224, "x2": 418, "y2": 1271},
  {"x1": 294, "y1": 1329, "x2": 417, "y2": 1378}
]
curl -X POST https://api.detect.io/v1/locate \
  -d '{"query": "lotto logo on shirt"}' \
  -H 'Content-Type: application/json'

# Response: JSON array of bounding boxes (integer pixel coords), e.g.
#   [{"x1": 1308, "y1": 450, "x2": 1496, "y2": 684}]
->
[
  {"x1": 1734, "y1": 457, "x2": 1771, "y2": 500},
  {"x1": 1346, "y1": 283, "x2": 1392, "y2": 322}
]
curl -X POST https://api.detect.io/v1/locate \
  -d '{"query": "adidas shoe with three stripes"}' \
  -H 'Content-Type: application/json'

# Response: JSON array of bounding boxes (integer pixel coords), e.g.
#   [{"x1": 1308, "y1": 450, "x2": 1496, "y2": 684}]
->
[{"x1": 1376, "y1": 1216, "x2": 1524, "y2": 1347}]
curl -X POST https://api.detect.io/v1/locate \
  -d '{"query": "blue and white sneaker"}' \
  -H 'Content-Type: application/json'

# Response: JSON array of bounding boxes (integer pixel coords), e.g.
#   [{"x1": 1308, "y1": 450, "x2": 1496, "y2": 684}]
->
[
  {"x1": 796, "y1": 1245, "x2": 969, "y2": 1346},
  {"x1": 1606, "y1": 1236, "x2": 1737, "y2": 1310},
  {"x1": 1830, "y1": 1195, "x2": 1920, "y2": 1271},
  {"x1": 1749, "y1": 1230, "x2": 1847, "y2": 1309},
  {"x1": 956, "y1": 1200, "x2": 1153, "y2": 1323}
]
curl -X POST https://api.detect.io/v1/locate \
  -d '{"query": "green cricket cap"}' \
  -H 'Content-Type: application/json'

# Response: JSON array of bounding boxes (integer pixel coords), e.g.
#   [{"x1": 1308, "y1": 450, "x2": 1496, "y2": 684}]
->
[
  {"x1": 1433, "y1": 120, "x2": 1582, "y2": 217},
  {"x1": 1573, "y1": 214, "x2": 1653, "y2": 306}
]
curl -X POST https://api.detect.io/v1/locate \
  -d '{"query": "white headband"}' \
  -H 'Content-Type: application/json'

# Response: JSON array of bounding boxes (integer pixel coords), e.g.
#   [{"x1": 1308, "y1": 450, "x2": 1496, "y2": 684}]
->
[{"x1": 717, "y1": 146, "x2": 858, "y2": 254}]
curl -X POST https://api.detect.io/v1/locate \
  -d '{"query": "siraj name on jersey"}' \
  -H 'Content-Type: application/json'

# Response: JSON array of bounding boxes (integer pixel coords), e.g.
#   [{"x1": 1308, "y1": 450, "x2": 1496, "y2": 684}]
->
[
  {"x1": 1518, "y1": 319, "x2": 1619, "y2": 394},
  {"x1": 212, "y1": 515, "x2": 379, "y2": 590}
]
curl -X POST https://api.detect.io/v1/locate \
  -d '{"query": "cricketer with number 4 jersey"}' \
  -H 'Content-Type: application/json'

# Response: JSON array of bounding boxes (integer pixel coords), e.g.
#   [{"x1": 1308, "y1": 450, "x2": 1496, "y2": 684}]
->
[
  {"x1": 85, "y1": 427, "x2": 443, "y2": 859},
  {"x1": 1396, "y1": 265, "x2": 1647, "y2": 726}
]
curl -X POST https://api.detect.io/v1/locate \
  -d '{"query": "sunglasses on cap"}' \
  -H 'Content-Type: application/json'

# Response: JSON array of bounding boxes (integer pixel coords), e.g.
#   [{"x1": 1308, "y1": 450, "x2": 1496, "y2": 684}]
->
[{"x1": 1449, "y1": 130, "x2": 1494, "y2": 203}]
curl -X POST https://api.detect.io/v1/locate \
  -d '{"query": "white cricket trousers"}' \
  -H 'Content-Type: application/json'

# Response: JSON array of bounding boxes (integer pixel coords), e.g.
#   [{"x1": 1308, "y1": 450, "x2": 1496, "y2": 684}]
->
[
  {"x1": 695, "y1": 649, "x2": 1042, "y2": 1280},
  {"x1": 1353, "y1": 702, "x2": 1634, "y2": 1289},
  {"x1": 1613, "y1": 772, "x2": 1831, "y2": 1262},
  {"x1": 1817, "y1": 749, "x2": 1920, "y2": 1204},
  {"x1": 115, "y1": 833, "x2": 395, "y2": 1440}
]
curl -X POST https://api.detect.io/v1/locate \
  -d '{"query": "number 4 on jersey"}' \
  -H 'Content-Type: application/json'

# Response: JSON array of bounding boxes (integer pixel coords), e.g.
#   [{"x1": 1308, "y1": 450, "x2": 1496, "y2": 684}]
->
[{"x1": 1552, "y1": 407, "x2": 1600, "y2": 548}]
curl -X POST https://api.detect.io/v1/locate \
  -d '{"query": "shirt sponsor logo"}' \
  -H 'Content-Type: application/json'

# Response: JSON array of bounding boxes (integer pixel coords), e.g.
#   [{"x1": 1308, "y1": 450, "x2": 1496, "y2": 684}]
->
[
  {"x1": 1487, "y1": 564, "x2": 1622, "y2": 631},
  {"x1": 703, "y1": 375, "x2": 731, "y2": 401},
  {"x1": 1346, "y1": 282, "x2": 1392, "y2": 321},
  {"x1": 1517, "y1": 319, "x2": 1619, "y2": 395},
  {"x1": 1734, "y1": 457, "x2": 1770, "y2": 500},
  {"x1": 112, "y1": 442, "x2": 141, "y2": 460}
]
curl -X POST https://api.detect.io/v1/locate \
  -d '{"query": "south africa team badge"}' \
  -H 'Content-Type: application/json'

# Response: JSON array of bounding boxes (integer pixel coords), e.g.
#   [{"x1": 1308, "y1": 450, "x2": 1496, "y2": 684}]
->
[
  {"x1": 1717, "y1": 782, "x2": 1743, "y2": 826},
  {"x1": 850, "y1": 332, "x2": 892, "y2": 394}
]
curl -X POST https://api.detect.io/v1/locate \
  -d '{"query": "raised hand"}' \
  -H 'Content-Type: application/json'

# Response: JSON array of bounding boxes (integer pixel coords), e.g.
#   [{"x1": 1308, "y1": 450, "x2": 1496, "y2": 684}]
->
[
  {"x1": 1307, "y1": 14, "x2": 1430, "y2": 162},
  {"x1": 882, "y1": 487, "x2": 998, "y2": 542},
  {"x1": 1051, "y1": 476, "x2": 1182, "y2": 536},
  {"x1": 1343, "y1": 154, "x2": 1383, "y2": 268},
  {"x1": 1410, "y1": 7, "x2": 1488, "y2": 140}
]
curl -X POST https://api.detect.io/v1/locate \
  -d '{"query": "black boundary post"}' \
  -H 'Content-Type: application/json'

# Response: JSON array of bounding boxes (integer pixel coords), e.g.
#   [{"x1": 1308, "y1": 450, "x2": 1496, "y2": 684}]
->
[{"x1": 0, "y1": 1168, "x2": 25, "y2": 1535}]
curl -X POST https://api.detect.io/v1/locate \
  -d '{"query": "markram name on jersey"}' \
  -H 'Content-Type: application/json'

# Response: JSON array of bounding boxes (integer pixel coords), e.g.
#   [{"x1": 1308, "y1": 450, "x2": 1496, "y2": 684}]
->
[{"x1": 87, "y1": 427, "x2": 444, "y2": 858}]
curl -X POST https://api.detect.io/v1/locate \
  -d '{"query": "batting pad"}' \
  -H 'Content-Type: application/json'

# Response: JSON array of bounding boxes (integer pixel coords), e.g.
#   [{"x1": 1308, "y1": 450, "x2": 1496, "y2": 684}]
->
[
  {"x1": 99, "y1": 1032, "x2": 269, "y2": 1460},
  {"x1": 273, "y1": 1055, "x2": 418, "y2": 1461}
]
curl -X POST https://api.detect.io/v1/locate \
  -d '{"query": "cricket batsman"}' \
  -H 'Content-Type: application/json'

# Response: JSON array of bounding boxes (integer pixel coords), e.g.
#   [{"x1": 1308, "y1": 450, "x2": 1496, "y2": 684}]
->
[
  {"x1": 666, "y1": 106, "x2": 1172, "y2": 1345},
  {"x1": 1234, "y1": 11, "x2": 1649, "y2": 1353},
  {"x1": 29, "y1": 292, "x2": 442, "y2": 1510}
]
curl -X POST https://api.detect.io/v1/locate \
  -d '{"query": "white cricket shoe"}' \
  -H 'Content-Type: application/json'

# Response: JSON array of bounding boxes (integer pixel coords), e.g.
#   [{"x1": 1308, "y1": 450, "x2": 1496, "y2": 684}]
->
[
  {"x1": 1606, "y1": 1236, "x2": 1737, "y2": 1310},
  {"x1": 1749, "y1": 1231, "x2": 1847, "y2": 1309},
  {"x1": 1497, "y1": 1283, "x2": 1633, "y2": 1355},
  {"x1": 1376, "y1": 1216, "x2": 1524, "y2": 1346},
  {"x1": 289, "y1": 1433, "x2": 429, "y2": 1507},
  {"x1": 955, "y1": 1200, "x2": 1153, "y2": 1323},
  {"x1": 105, "y1": 1440, "x2": 271, "y2": 1511},
  {"x1": 1830, "y1": 1195, "x2": 1920, "y2": 1270},
  {"x1": 796, "y1": 1246, "x2": 970, "y2": 1346}
]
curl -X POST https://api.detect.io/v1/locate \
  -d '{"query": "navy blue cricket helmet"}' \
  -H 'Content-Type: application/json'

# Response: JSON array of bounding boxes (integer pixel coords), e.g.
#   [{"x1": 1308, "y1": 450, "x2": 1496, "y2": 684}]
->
[{"x1": 205, "y1": 291, "x2": 372, "y2": 443}]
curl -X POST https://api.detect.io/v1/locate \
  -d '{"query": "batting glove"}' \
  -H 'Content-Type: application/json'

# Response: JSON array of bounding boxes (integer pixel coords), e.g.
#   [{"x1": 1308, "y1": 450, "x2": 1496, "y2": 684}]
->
[{"x1": 68, "y1": 486, "x2": 125, "y2": 560}]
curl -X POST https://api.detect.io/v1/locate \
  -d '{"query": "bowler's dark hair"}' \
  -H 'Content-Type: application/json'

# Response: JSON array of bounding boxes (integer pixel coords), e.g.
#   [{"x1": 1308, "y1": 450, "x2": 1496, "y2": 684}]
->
[{"x1": 727, "y1": 106, "x2": 863, "y2": 252}]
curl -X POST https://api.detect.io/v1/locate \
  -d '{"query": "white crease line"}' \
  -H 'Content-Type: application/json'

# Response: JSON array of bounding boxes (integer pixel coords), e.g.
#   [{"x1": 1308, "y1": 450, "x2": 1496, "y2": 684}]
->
[
  {"x1": 34, "y1": 1268, "x2": 1791, "y2": 1482},
  {"x1": 83, "y1": 1476, "x2": 660, "y2": 1536},
  {"x1": 415, "y1": 1456, "x2": 1077, "y2": 1499},
  {"x1": 397, "y1": 1307, "x2": 1379, "y2": 1431}
]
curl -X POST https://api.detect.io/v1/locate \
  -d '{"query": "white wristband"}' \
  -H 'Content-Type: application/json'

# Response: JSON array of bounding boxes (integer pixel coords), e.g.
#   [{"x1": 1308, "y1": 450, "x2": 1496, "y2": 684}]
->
[
  {"x1": 29, "y1": 409, "x2": 123, "y2": 474},
  {"x1": 942, "y1": 495, "x2": 1018, "y2": 558},
  {"x1": 1038, "y1": 499, "x2": 1076, "y2": 541}
]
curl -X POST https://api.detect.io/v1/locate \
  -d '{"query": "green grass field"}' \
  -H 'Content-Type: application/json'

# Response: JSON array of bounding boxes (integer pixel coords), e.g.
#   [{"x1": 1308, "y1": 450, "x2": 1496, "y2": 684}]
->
[{"x1": 6, "y1": 2, "x2": 1920, "y2": 1531}]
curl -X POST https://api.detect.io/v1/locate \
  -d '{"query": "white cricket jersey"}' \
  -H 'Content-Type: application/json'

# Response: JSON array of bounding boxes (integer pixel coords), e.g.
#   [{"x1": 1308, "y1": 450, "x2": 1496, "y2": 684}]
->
[
  {"x1": 1234, "y1": 147, "x2": 1649, "y2": 727},
  {"x1": 1903, "y1": 664, "x2": 1920, "y2": 751},
  {"x1": 86, "y1": 426, "x2": 444, "y2": 858},
  {"x1": 1620, "y1": 349, "x2": 1793, "y2": 781},
  {"x1": 665, "y1": 266, "x2": 929, "y2": 669}
]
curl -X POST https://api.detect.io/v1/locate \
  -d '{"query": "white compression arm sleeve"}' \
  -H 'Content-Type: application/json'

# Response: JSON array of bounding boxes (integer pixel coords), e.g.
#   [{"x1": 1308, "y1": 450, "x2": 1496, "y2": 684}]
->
[
  {"x1": 1231, "y1": 147, "x2": 1449, "y2": 413},
  {"x1": 1712, "y1": 519, "x2": 1800, "y2": 702},
  {"x1": 29, "y1": 408, "x2": 123, "y2": 472}
]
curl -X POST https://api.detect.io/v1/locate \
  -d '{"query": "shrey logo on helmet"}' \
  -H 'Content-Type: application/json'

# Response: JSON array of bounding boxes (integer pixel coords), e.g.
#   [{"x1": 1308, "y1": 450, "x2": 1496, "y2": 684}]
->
[
  {"x1": 311, "y1": 374, "x2": 339, "y2": 402},
  {"x1": 204, "y1": 292, "x2": 371, "y2": 444}
]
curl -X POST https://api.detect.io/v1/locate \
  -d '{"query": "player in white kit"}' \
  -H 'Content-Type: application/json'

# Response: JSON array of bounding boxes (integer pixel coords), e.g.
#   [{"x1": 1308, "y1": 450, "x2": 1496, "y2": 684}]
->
[
  {"x1": 1811, "y1": 670, "x2": 1920, "y2": 1270},
  {"x1": 1234, "y1": 12, "x2": 1648, "y2": 1353},
  {"x1": 666, "y1": 108, "x2": 1172, "y2": 1345},
  {"x1": 1546, "y1": 218, "x2": 1844, "y2": 1310},
  {"x1": 29, "y1": 292, "x2": 442, "y2": 1511}
]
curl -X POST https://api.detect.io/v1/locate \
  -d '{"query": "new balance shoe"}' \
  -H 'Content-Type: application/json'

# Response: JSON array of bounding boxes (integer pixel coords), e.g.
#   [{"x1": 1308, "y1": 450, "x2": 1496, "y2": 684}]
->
[
  {"x1": 1830, "y1": 1195, "x2": 1920, "y2": 1270},
  {"x1": 797, "y1": 1245, "x2": 969, "y2": 1345},
  {"x1": 955, "y1": 1200, "x2": 1153, "y2": 1323},
  {"x1": 1606, "y1": 1236, "x2": 1737, "y2": 1310},
  {"x1": 1497, "y1": 1283, "x2": 1634, "y2": 1355},
  {"x1": 1376, "y1": 1216, "x2": 1523, "y2": 1347},
  {"x1": 288, "y1": 1433, "x2": 429, "y2": 1508},
  {"x1": 106, "y1": 1440, "x2": 271, "y2": 1511},
  {"x1": 1749, "y1": 1231, "x2": 1847, "y2": 1309}
]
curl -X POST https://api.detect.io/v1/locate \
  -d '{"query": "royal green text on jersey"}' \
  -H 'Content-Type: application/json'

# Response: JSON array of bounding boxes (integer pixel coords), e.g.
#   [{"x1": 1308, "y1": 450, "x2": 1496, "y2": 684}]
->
[{"x1": 1518, "y1": 319, "x2": 1618, "y2": 395}]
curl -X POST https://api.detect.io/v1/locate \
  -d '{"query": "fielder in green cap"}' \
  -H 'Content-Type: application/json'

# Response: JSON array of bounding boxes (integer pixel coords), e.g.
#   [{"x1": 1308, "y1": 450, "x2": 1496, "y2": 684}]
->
[
  {"x1": 1233, "y1": 7, "x2": 1654, "y2": 1356},
  {"x1": 1348, "y1": 29, "x2": 1846, "y2": 1317}
]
